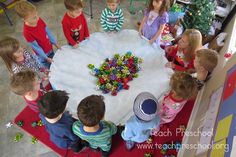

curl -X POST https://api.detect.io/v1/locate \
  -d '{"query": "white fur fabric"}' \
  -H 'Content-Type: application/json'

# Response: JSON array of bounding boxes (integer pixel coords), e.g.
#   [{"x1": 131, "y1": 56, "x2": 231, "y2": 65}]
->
[{"x1": 50, "y1": 29, "x2": 173, "y2": 124}]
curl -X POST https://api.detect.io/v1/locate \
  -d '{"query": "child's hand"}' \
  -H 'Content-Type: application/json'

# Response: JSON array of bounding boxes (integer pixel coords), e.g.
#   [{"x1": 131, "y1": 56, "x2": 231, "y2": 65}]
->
[
  {"x1": 55, "y1": 43, "x2": 61, "y2": 50},
  {"x1": 46, "y1": 57, "x2": 54, "y2": 63},
  {"x1": 149, "y1": 38, "x2": 155, "y2": 45},
  {"x1": 165, "y1": 46, "x2": 172, "y2": 53},
  {"x1": 73, "y1": 43, "x2": 79, "y2": 49},
  {"x1": 138, "y1": 30, "x2": 143, "y2": 37},
  {"x1": 165, "y1": 62, "x2": 174, "y2": 68}
]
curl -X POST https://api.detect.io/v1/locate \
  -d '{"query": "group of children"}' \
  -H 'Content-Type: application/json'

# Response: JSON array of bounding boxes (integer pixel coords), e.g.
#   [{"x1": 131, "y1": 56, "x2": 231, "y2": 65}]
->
[{"x1": 0, "y1": 0, "x2": 220, "y2": 157}]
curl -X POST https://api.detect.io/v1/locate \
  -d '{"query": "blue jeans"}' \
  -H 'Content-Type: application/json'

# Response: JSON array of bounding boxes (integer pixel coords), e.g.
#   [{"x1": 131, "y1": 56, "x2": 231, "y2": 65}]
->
[{"x1": 38, "y1": 51, "x2": 55, "y2": 69}]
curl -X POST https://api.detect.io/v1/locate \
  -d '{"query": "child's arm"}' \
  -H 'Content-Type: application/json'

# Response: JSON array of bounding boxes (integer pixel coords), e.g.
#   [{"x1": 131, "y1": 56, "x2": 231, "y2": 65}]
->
[
  {"x1": 106, "y1": 121, "x2": 117, "y2": 135},
  {"x1": 138, "y1": 16, "x2": 147, "y2": 36},
  {"x1": 45, "y1": 27, "x2": 61, "y2": 49},
  {"x1": 30, "y1": 41, "x2": 52, "y2": 63},
  {"x1": 62, "y1": 22, "x2": 78, "y2": 47},
  {"x1": 100, "y1": 9, "x2": 109, "y2": 32},
  {"x1": 171, "y1": 61, "x2": 195, "y2": 72},
  {"x1": 150, "y1": 13, "x2": 168, "y2": 44},
  {"x1": 149, "y1": 24, "x2": 165, "y2": 44},
  {"x1": 115, "y1": 9, "x2": 124, "y2": 32}
]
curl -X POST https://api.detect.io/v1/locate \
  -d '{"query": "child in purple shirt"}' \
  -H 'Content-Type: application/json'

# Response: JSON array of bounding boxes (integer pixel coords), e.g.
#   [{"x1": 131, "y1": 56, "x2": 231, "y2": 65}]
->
[{"x1": 139, "y1": 0, "x2": 169, "y2": 45}]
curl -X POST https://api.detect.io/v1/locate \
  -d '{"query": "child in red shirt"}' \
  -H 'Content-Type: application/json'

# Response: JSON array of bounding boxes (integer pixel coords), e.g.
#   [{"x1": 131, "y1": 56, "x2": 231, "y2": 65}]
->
[
  {"x1": 10, "y1": 70, "x2": 46, "y2": 113},
  {"x1": 62, "y1": 0, "x2": 90, "y2": 48},
  {"x1": 15, "y1": 1, "x2": 60, "y2": 69},
  {"x1": 165, "y1": 29, "x2": 202, "y2": 72}
]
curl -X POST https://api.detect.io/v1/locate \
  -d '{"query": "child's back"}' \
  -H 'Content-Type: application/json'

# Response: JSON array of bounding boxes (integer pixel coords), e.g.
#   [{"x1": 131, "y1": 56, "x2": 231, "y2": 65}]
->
[
  {"x1": 122, "y1": 115, "x2": 159, "y2": 143},
  {"x1": 73, "y1": 95, "x2": 117, "y2": 157},
  {"x1": 73, "y1": 120, "x2": 117, "y2": 151},
  {"x1": 38, "y1": 90, "x2": 85, "y2": 152},
  {"x1": 40, "y1": 111, "x2": 79, "y2": 148},
  {"x1": 121, "y1": 92, "x2": 160, "y2": 150}
]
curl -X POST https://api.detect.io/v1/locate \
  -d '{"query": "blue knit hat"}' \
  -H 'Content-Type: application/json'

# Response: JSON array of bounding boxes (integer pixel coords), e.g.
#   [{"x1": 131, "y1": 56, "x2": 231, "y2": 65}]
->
[{"x1": 133, "y1": 92, "x2": 158, "y2": 121}]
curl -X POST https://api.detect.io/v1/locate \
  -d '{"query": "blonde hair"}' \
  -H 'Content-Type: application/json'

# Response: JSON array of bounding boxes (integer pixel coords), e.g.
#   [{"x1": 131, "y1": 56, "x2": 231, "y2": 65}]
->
[
  {"x1": 15, "y1": 0, "x2": 36, "y2": 18},
  {"x1": 10, "y1": 70, "x2": 38, "y2": 95},
  {"x1": 107, "y1": 0, "x2": 120, "y2": 3},
  {"x1": 170, "y1": 72, "x2": 197, "y2": 99},
  {"x1": 64, "y1": 0, "x2": 83, "y2": 11},
  {"x1": 196, "y1": 49, "x2": 218, "y2": 72},
  {"x1": 182, "y1": 29, "x2": 202, "y2": 62},
  {"x1": 0, "y1": 36, "x2": 20, "y2": 73},
  {"x1": 148, "y1": 0, "x2": 170, "y2": 16}
]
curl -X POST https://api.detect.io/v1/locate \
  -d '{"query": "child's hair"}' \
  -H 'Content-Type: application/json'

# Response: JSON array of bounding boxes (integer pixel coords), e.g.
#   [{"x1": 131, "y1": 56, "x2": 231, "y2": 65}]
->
[
  {"x1": 182, "y1": 29, "x2": 202, "y2": 62},
  {"x1": 107, "y1": 0, "x2": 120, "y2": 3},
  {"x1": 148, "y1": 0, "x2": 170, "y2": 16},
  {"x1": 77, "y1": 95, "x2": 105, "y2": 127},
  {"x1": 64, "y1": 0, "x2": 83, "y2": 11},
  {"x1": 15, "y1": 0, "x2": 36, "y2": 18},
  {"x1": 0, "y1": 36, "x2": 20, "y2": 73},
  {"x1": 170, "y1": 72, "x2": 197, "y2": 99},
  {"x1": 196, "y1": 49, "x2": 218, "y2": 72},
  {"x1": 38, "y1": 90, "x2": 69, "y2": 119},
  {"x1": 10, "y1": 70, "x2": 38, "y2": 95}
]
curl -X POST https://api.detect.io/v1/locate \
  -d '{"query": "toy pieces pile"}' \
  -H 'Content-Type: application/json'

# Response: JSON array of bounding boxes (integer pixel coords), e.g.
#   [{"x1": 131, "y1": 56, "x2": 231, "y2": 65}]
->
[{"x1": 88, "y1": 52, "x2": 143, "y2": 96}]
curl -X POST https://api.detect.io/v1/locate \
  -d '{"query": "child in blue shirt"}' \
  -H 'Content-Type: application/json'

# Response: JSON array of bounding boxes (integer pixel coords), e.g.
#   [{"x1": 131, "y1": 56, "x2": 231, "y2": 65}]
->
[
  {"x1": 121, "y1": 92, "x2": 160, "y2": 150},
  {"x1": 38, "y1": 90, "x2": 87, "y2": 152}
]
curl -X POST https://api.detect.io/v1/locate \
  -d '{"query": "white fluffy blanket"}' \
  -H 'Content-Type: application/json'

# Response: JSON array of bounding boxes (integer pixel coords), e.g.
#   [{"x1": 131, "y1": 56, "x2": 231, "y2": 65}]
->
[{"x1": 50, "y1": 29, "x2": 172, "y2": 124}]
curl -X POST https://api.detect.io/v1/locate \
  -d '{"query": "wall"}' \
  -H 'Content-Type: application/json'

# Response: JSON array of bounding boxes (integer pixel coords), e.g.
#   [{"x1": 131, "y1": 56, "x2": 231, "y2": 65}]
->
[{"x1": 178, "y1": 14, "x2": 236, "y2": 157}]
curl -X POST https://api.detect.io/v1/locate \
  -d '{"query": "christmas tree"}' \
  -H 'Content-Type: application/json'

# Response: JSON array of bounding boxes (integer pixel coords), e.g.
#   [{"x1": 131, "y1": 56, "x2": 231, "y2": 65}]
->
[{"x1": 181, "y1": 0, "x2": 216, "y2": 35}]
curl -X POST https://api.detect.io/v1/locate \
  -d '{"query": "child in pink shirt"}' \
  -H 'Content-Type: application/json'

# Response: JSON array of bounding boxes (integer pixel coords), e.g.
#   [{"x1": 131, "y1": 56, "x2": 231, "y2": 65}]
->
[{"x1": 159, "y1": 72, "x2": 197, "y2": 124}]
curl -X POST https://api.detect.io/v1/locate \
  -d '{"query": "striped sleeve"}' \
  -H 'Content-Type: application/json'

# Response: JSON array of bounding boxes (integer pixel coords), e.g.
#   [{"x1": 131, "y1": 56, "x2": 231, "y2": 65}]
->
[
  {"x1": 106, "y1": 121, "x2": 117, "y2": 135},
  {"x1": 115, "y1": 9, "x2": 124, "y2": 31},
  {"x1": 100, "y1": 9, "x2": 109, "y2": 31}
]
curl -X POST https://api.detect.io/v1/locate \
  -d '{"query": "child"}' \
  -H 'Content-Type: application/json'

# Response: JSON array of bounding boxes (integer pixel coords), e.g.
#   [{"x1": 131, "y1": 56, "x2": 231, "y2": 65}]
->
[
  {"x1": 159, "y1": 72, "x2": 197, "y2": 124},
  {"x1": 121, "y1": 92, "x2": 160, "y2": 150},
  {"x1": 139, "y1": 0, "x2": 170, "y2": 45},
  {"x1": 10, "y1": 70, "x2": 44, "y2": 113},
  {"x1": 62, "y1": 0, "x2": 90, "y2": 48},
  {"x1": 0, "y1": 36, "x2": 44, "y2": 74},
  {"x1": 0, "y1": 36, "x2": 51, "y2": 91},
  {"x1": 165, "y1": 29, "x2": 202, "y2": 72},
  {"x1": 100, "y1": 0, "x2": 124, "y2": 33},
  {"x1": 15, "y1": 0, "x2": 60, "y2": 69},
  {"x1": 38, "y1": 90, "x2": 87, "y2": 152},
  {"x1": 73, "y1": 95, "x2": 117, "y2": 157},
  {"x1": 193, "y1": 49, "x2": 218, "y2": 90}
]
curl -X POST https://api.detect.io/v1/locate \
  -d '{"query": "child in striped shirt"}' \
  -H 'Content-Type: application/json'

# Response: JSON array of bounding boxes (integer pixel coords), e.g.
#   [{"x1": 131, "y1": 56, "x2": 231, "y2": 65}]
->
[
  {"x1": 73, "y1": 95, "x2": 117, "y2": 157},
  {"x1": 101, "y1": 0, "x2": 124, "y2": 32}
]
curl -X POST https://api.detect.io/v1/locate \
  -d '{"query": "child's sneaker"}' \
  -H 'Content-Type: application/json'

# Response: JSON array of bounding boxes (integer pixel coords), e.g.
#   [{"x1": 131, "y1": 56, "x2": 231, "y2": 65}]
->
[{"x1": 125, "y1": 140, "x2": 135, "y2": 151}]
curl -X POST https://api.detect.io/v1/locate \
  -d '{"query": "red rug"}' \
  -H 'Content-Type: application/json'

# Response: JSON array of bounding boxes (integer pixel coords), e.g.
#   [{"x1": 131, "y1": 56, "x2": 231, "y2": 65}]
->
[{"x1": 14, "y1": 99, "x2": 195, "y2": 157}]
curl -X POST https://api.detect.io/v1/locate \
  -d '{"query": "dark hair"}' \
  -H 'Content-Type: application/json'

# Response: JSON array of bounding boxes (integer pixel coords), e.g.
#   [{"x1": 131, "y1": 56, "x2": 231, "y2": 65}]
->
[
  {"x1": 148, "y1": 0, "x2": 170, "y2": 16},
  {"x1": 64, "y1": 0, "x2": 83, "y2": 11},
  {"x1": 38, "y1": 90, "x2": 69, "y2": 119},
  {"x1": 77, "y1": 95, "x2": 105, "y2": 127}
]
